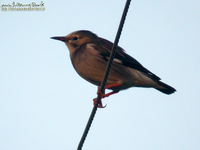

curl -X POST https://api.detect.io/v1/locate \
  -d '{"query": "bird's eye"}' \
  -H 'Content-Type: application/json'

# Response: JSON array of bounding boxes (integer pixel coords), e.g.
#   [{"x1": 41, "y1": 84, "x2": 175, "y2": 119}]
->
[{"x1": 73, "y1": 37, "x2": 78, "y2": 41}]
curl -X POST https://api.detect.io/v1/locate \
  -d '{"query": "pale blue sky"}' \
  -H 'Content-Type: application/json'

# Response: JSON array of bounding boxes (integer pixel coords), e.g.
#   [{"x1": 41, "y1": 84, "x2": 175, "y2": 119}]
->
[{"x1": 1, "y1": 0, "x2": 200, "y2": 150}]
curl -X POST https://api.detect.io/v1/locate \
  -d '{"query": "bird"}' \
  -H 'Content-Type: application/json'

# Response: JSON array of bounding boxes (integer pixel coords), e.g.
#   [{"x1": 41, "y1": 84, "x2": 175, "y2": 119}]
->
[{"x1": 51, "y1": 30, "x2": 176, "y2": 108}]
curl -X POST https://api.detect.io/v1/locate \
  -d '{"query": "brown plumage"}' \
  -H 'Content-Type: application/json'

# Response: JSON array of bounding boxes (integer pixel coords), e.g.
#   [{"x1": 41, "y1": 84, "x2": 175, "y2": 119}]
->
[{"x1": 51, "y1": 30, "x2": 176, "y2": 97}]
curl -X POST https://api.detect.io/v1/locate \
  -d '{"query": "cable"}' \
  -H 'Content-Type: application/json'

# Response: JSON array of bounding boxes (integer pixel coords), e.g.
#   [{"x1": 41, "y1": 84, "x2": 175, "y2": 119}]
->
[{"x1": 77, "y1": 0, "x2": 131, "y2": 149}]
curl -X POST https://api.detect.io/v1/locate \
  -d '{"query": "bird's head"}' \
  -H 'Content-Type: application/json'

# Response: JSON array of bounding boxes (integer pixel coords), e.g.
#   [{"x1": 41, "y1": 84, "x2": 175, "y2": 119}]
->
[{"x1": 51, "y1": 30, "x2": 98, "y2": 54}]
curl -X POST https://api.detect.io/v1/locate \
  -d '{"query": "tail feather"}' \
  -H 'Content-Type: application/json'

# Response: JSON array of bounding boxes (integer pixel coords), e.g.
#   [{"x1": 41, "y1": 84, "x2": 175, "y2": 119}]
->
[{"x1": 155, "y1": 81, "x2": 176, "y2": 94}]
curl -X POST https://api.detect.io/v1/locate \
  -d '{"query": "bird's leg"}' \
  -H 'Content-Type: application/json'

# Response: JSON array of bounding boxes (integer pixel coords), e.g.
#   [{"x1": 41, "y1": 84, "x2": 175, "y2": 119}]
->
[
  {"x1": 104, "y1": 83, "x2": 122, "y2": 89},
  {"x1": 93, "y1": 83, "x2": 121, "y2": 108},
  {"x1": 97, "y1": 83, "x2": 121, "y2": 98},
  {"x1": 103, "y1": 91, "x2": 119, "y2": 97}
]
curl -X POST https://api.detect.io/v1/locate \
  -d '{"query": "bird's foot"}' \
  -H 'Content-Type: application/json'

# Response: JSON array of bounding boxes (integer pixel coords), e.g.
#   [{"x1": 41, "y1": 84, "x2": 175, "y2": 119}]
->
[
  {"x1": 97, "y1": 87, "x2": 106, "y2": 98},
  {"x1": 97, "y1": 86, "x2": 119, "y2": 98},
  {"x1": 93, "y1": 98, "x2": 107, "y2": 108},
  {"x1": 93, "y1": 85, "x2": 120, "y2": 108}
]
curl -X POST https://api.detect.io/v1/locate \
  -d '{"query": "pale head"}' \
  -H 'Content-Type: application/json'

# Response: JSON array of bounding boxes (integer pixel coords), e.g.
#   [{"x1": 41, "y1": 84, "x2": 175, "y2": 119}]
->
[{"x1": 51, "y1": 30, "x2": 98, "y2": 56}]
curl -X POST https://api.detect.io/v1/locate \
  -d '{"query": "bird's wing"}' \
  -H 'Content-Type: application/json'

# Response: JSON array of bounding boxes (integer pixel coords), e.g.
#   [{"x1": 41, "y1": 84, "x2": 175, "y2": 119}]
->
[{"x1": 92, "y1": 37, "x2": 161, "y2": 80}]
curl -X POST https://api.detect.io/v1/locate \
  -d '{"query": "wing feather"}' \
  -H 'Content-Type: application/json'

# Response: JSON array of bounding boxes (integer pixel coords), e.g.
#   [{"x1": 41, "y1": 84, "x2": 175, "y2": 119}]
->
[{"x1": 91, "y1": 37, "x2": 161, "y2": 80}]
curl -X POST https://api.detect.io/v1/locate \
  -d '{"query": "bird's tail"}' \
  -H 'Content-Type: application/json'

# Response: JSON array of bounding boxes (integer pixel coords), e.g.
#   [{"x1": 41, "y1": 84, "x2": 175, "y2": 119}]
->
[{"x1": 154, "y1": 80, "x2": 176, "y2": 94}]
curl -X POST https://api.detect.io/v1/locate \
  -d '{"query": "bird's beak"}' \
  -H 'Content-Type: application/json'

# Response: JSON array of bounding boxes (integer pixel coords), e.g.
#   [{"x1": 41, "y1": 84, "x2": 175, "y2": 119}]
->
[{"x1": 51, "y1": 36, "x2": 68, "y2": 42}]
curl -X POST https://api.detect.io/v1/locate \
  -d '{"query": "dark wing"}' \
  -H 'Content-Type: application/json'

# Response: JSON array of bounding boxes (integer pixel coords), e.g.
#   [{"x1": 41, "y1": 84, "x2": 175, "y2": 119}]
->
[{"x1": 92, "y1": 37, "x2": 161, "y2": 80}]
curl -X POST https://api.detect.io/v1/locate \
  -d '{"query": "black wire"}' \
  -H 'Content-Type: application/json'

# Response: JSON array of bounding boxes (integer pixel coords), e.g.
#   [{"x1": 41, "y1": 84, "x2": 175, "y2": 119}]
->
[
  {"x1": 98, "y1": 0, "x2": 132, "y2": 98},
  {"x1": 77, "y1": 0, "x2": 131, "y2": 149},
  {"x1": 77, "y1": 106, "x2": 97, "y2": 150}
]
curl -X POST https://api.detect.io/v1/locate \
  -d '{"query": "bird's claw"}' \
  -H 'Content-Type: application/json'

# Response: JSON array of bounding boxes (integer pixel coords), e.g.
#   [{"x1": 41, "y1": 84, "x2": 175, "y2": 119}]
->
[
  {"x1": 97, "y1": 87, "x2": 106, "y2": 98},
  {"x1": 93, "y1": 98, "x2": 107, "y2": 108}
]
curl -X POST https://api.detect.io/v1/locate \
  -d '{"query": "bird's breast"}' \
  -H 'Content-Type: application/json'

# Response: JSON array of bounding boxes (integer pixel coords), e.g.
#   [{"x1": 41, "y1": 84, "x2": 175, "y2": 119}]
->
[
  {"x1": 71, "y1": 49, "x2": 106, "y2": 86},
  {"x1": 70, "y1": 45, "x2": 134, "y2": 89}
]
